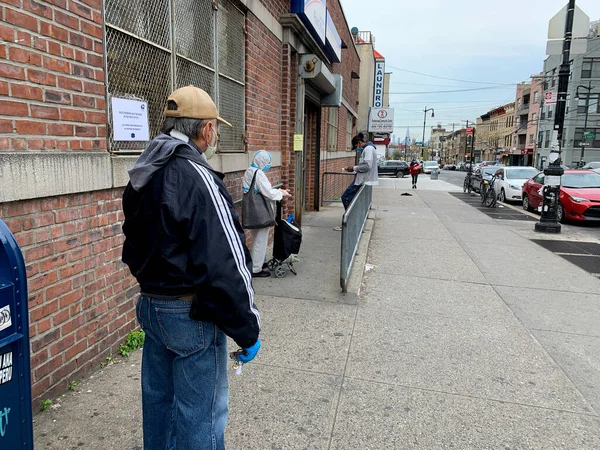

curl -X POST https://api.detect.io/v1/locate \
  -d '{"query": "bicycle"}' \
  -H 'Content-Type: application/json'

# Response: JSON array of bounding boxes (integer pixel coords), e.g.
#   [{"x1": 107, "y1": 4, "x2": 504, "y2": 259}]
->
[
  {"x1": 480, "y1": 173, "x2": 498, "y2": 208},
  {"x1": 463, "y1": 171, "x2": 473, "y2": 193}
]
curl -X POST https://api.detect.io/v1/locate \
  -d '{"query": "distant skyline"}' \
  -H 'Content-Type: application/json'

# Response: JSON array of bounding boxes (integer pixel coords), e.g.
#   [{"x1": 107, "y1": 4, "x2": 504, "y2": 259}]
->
[{"x1": 341, "y1": 0, "x2": 600, "y2": 139}]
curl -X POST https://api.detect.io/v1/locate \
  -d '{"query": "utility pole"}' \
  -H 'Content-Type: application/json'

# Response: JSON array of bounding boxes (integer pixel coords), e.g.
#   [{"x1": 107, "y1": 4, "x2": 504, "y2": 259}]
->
[
  {"x1": 422, "y1": 107, "x2": 434, "y2": 159},
  {"x1": 536, "y1": 0, "x2": 574, "y2": 234}
]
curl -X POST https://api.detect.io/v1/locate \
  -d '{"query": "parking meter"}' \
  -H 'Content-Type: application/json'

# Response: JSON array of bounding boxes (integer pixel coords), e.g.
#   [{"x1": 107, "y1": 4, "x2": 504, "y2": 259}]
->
[{"x1": 0, "y1": 219, "x2": 33, "y2": 449}]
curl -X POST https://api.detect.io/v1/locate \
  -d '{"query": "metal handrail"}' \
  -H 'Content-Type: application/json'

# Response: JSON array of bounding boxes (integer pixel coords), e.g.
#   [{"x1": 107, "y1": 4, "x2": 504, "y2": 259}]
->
[
  {"x1": 340, "y1": 184, "x2": 372, "y2": 293},
  {"x1": 321, "y1": 171, "x2": 354, "y2": 205}
]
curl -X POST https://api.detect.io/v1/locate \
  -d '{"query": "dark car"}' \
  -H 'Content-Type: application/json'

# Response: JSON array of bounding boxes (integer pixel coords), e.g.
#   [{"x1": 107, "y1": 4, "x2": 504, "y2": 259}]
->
[
  {"x1": 443, "y1": 164, "x2": 456, "y2": 171},
  {"x1": 469, "y1": 165, "x2": 505, "y2": 193},
  {"x1": 378, "y1": 160, "x2": 409, "y2": 178}
]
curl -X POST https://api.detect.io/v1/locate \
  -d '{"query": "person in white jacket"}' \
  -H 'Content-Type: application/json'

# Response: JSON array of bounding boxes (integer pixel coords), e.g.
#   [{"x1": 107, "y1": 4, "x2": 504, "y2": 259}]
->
[{"x1": 243, "y1": 150, "x2": 290, "y2": 278}]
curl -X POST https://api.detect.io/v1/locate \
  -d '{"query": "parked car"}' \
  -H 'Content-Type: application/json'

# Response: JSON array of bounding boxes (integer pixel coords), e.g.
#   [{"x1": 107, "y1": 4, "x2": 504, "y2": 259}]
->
[
  {"x1": 582, "y1": 162, "x2": 600, "y2": 174},
  {"x1": 480, "y1": 160, "x2": 498, "y2": 167},
  {"x1": 522, "y1": 170, "x2": 600, "y2": 222},
  {"x1": 422, "y1": 161, "x2": 440, "y2": 174},
  {"x1": 443, "y1": 164, "x2": 456, "y2": 171},
  {"x1": 493, "y1": 167, "x2": 539, "y2": 203},
  {"x1": 470, "y1": 165, "x2": 505, "y2": 193},
  {"x1": 377, "y1": 160, "x2": 409, "y2": 178}
]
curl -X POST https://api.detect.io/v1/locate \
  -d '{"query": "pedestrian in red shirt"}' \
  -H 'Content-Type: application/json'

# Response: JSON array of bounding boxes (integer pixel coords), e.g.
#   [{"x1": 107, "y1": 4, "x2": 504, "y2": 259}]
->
[{"x1": 409, "y1": 160, "x2": 421, "y2": 189}]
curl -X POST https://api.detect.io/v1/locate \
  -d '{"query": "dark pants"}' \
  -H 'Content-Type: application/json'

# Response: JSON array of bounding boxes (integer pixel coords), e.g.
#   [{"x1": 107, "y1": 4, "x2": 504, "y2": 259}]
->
[
  {"x1": 342, "y1": 181, "x2": 361, "y2": 210},
  {"x1": 411, "y1": 173, "x2": 419, "y2": 185}
]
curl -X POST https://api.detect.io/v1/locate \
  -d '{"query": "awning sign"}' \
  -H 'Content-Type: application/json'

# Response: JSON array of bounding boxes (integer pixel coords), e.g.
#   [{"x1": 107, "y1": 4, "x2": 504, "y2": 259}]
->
[
  {"x1": 111, "y1": 97, "x2": 150, "y2": 141},
  {"x1": 368, "y1": 108, "x2": 394, "y2": 133}
]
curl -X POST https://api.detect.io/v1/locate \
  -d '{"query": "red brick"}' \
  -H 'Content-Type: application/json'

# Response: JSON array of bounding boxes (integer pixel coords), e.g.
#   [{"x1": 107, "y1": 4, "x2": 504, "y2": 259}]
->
[
  {"x1": 61, "y1": 314, "x2": 85, "y2": 335},
  {"x1": 79, "y1": 0, "x2": 101, "y2": 11},
  {"x1": 85, "y1": 111, "x2": 106, "y2": 124},
  {"x1": 0, "y1": 81, "x2": 8, "y2": 95},
  {"x1": 0, "y1": 24, "x2": 14, "y2": 41},
  {"x1": 93, "y1": 40, "x2": 102, "y2": 53},
  {"x1": 80, "y1": 21, "x2": 102, "y2": 39},
  {"x1": 62, "y1": 45, "x2": 75, "y2": 60},
  {"x1": 23, "y1": 212, "x2": 54, "y2": 230},
  {"x1": 69, "y1": 32, "x2": 92, "y2": 50},
  {"x1": 59, "y1": 108, "x2": 85, "y2": 122},
  {"x1": 48, "y1": 41, "x2": 61, "y2": 56},
  {"x1": 27, "y1": 139, "x2": 44, "y2": 150},
  {"x1": 23, "y1": 0, "x2": 52, "y2": 19},
  {"x1": 6, "y1": 8, "x2": 38, "y2": 32},
  {"x1": 16, "y1": 120, "x2": 46, "y2": 135},
  {"x1": 46, "y1": 0, "x2": 66, "y2": 8},
  {"x1": 0, "y1": 119, "x2": 13, "y2": 133},
  {"x1": 40, "y1": 21, "x2": 69, "y2": 43},
  {"x1": 28, "y1": 69, "x2": 57, "y2": 86},
  {"x1": 34, "y1": 354, "x2": 62, "y2": 380},
  {"x1": 65, "y1": 339, "x2": 87, "y2": 361},
  {"x1": 86, "y1": 53, "x2": 103, "y2": 67},
  {"x1": 37, "y1": 318, "x2": 51, "y2": 334},
  {"x1": 94, "y1": 69, "x2": 104, "y2": 83},
  {"x1": 40, "y1": 255, "x2": 67, "y2": 274},
  {"x1": 0, "y1": 63, "x2": 26, "y2": 80},
  {"x1": 71, "y1": 63, "x2": 94, "y2": 79},
  {"x1": 83, "y1": 81, "x2": 103, "y2": 95},
  {"x1": 11, "y1": 84, "x2": 43, "y2": 101},
  {"x1": 57, "y1": 76, "x2": 83, "y2": 92},
  {"x1": 24, "y1": 244, "x2": 55, "y2": 264},
  {"x1": 55, "y1": 10, "x2": 79, "y2": 30},
  {"x1": 50, "y1": 332, "x2": 74, "y2": 356},
  {"x1": 8, "y1": 47, "x2": 42, "y2": 66},
  {"x1": 0, "y1": 100, "x2": 29, "y2": 117},
  {"x1": 74, "y1": 49, "x2": 86, "y2": 63},
  {"x1": 31, "y1": 105, "x2": 59, "y2": 120},
  {"x1": 32, "y1": 35, "x2": 46, "y2": 51},
  {"x1": 72, "y1": 94, "x2": 95, "y2": 108},
  {"x1": 45, "y1": 90, "x2": 71, "y2": 105},
  {"x1": 58, "y1": 288, "x2": 83, "y2": 308},
  {"x1": 30, "y1": 299, "x2": 59, "y2": 322},
  {"x1": 80, "y1": 139, "x2": 105, "y2": 150},
  {"x1": 4, "y1": 200, "x2": 41, "y2": 217},
  {"x1": 3, "y1": 217, "x2": 23, "y2": 233},
  {"x1": 15, "y1": 230, "x2": 35, "y2": 247},
  {"x1": 48, "y1": 123, "x2": 74, "y2": 136},
  {"x1": 56, "y1": 140, "x2": 69, "y2": 150},
  {"x1": 12, "y1": 138, "x2": 26, "y2": 149},
  {"x1": 46, "y1": 280, "x2": 73, "y2": 300},
  {"x1": 43, "y1": 56, "x2": 70, "y2": 74},
  {"x1": 67, "y1": 0, "x2": 92, "y2": 20}
]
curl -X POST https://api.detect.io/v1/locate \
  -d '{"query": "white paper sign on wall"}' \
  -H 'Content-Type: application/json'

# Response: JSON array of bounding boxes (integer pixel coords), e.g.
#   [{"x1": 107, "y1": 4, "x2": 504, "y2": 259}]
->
[{"x1": 111, "y1": 97, "x2": 150, "y2": 141}]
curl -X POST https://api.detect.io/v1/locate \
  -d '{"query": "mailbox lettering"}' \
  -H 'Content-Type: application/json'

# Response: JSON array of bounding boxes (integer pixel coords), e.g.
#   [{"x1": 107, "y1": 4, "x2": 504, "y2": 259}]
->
[{"x1": 0, "y1": 407, "x2": 10, "y2": 437}]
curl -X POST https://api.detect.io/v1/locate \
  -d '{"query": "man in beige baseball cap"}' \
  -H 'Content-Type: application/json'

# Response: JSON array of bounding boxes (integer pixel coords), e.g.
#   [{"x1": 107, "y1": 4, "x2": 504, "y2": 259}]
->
[{"x1": 123, "y1": 85, "x2": 261, "y2": 449}]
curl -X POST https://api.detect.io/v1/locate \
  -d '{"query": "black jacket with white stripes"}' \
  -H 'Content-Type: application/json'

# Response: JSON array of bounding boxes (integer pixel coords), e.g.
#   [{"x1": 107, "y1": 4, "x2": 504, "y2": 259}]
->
[{"x1": 122, "y1": 136, "x2": 260, "y2": 348}]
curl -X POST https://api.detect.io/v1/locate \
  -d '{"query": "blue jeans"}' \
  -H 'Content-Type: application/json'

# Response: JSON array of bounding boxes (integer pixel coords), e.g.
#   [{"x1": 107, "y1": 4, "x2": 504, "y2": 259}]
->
[
  {"x1": 136, "y1": 296, "x2": 229, "y2": 450},
  {"x1": 342, "y1": 181, "x2": 361, "y2": 210}
]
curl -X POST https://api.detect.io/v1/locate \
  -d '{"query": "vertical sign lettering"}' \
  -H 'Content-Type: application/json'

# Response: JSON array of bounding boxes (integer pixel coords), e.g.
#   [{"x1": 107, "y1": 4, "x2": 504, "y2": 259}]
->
[{"x1": 373, "y1": 61, "x2": 385, "y2": 108}]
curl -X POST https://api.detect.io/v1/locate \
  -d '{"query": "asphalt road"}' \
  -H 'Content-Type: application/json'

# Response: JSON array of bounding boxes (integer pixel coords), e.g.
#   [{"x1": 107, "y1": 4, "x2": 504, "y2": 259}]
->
[{"x1": 437, "y1": 169, "x2": 600, "y2": 240}]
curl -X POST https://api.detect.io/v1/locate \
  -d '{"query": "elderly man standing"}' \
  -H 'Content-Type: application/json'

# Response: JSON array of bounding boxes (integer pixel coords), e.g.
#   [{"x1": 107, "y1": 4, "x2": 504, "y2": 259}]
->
[{"x1": 122, "y1": 86, "x2": 261, "y2": 450}]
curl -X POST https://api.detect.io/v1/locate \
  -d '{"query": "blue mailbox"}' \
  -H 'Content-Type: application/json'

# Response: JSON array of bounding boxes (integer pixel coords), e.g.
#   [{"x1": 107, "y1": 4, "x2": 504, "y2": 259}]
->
[{"x1": 0, "y1": 219, "x2": 33, "y2": 449}]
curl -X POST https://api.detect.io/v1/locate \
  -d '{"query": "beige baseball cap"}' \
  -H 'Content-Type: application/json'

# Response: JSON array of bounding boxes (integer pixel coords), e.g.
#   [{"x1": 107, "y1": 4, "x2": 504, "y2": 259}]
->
[{"x1": 164, "y1": 85, "x2": 232, "y2": 127}]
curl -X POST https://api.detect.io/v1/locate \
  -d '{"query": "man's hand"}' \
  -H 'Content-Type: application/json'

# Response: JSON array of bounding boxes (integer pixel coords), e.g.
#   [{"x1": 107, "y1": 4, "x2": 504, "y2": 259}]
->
[
  {"x1": 343, "y1": 166, "x2": 354, "y2": 172},
  {"x1": 238, "y1": 339, "x2": 261, "y2": 363},
  {"x1": 279, "y1": 189, "x2": 291, "y2": 198}
]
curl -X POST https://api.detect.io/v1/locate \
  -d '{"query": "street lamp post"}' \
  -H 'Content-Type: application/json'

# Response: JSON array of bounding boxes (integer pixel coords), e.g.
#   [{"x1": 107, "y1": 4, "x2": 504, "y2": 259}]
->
[
  {"x1": 575, "y1": 81, "x2": 597, "y2": 166},
  {"x1": 422, "y1": 107, "x2": 434, "y2": 159},
  {"x1": 440, "y1": 136, "x2": 446, "y2": 163}
]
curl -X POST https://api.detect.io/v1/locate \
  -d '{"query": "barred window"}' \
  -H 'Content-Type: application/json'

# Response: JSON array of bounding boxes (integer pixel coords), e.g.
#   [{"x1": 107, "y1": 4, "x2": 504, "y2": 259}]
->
[
  {"x1": 105, "y1": 0, "x2": 245, "y2": 154},
  {"x1": 327, "y1": 108, "x2": 339, "y2": 151}
]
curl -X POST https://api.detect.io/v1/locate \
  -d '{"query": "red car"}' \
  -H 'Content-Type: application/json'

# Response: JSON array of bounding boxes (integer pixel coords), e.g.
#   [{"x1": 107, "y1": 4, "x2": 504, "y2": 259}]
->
[{"x1": 522, "y1": 170, "x2": 600, "y2": 222}]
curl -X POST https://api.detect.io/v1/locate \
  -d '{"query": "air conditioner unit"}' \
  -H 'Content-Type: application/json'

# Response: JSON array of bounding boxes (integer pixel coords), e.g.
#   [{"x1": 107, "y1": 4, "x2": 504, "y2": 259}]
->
[{"x1": 299, "y1": 54, "x2": 342, "y2": 107}]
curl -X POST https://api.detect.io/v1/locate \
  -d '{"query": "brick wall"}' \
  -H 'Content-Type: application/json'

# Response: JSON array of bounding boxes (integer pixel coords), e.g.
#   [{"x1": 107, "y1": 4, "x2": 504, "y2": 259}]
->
[
  {"x1": 0, "y1": 0, "x2": 107, "y2": 152},
  {"x1": 2, "y1": 190, "x2": 137, "y2": 402}
]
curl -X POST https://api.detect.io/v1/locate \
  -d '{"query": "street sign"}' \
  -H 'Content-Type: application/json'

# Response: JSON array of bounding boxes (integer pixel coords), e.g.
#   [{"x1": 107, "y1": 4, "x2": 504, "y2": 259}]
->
[
  {"x1": 466, "y1": 128, "x2": 474, "y2": 135},
  {"x1": 584, "y1": 132, "x2": 596, "y2": 139},
  {"x1": 578, "y1": 142, "x2": 591, "y2": 146},
  {"x1": 544, "y1": 91, "x2": 557, "y2": 105},
  {"x1": 546, "y1": 5, "x2": 590, "y2": 56},
  {"x1": 415, "y1": 141, "x2": 423, "y2": 146}
]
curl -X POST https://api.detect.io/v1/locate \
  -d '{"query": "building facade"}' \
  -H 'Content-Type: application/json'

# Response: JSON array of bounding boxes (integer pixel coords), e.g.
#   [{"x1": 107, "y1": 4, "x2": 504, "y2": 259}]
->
[
  {"x1": 476, "y1": 102, "x2": 515, "y2": 163},
  {"x1": 511, "y1": 74, "x2": 543, "y2": 166},
  {"x1": 0, "y1": 0, "x2": 364, "y2": 402},
  {"x1": 536, "y1": 22, "x2": 600, "y2": 168}
]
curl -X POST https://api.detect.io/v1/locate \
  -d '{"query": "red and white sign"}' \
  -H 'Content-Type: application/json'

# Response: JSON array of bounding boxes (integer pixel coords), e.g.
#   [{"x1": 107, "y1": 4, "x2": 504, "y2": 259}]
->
[
  {"x1": 544, "y1": 91, "x2": 557, "y2": 105},
  {"x1": 466, "y1": 127, "x2": 474, "y2": 135}
]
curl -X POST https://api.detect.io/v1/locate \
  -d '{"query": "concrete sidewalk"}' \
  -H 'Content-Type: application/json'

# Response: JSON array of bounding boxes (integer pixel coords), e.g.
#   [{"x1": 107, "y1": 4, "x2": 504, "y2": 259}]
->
[{"x1": 34, "y1": 182, "x2": 600, "y2": 449}]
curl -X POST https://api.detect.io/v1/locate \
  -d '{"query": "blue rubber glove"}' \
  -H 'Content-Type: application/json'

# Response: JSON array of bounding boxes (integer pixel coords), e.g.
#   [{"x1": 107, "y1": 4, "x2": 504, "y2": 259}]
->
[{"x1": 238, "y1": 339, "x2": 261, "y2": 363}]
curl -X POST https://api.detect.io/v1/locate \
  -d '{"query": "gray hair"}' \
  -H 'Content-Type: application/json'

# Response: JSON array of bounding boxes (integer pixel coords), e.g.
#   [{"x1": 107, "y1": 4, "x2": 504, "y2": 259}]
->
[{"x1": 161, "y1": 100, "x2": 213, "y2": 139}]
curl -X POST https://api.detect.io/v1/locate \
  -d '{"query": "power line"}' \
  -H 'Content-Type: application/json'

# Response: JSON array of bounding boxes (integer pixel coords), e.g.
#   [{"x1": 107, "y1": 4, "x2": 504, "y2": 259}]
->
[
  {"x1": 388, "y1": 86, "x2": 515, "y2": 95},
  {"x1": 385, "y1": 64, "x2": 518, "y2": 86}
]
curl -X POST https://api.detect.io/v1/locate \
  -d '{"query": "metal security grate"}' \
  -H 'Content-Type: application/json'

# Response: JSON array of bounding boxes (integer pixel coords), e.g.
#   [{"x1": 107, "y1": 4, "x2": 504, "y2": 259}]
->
[
  {"x1": 531, "y1": 240, "x2": 600, "y2": 255},
  {"x1": 448, "y1": 193, "x2": 536, "y2": 222},
  {"x1": 106, "y1": 27, "x2": 172, "y2": 153},
  {"x1": 218, "y1": 0, "x2": 245, "y2": 83},
  {"x1": 218, "y1": 76, "x2": 245, "y2": 152},
  {"x1": 105, "y1": 0, "x2": 171, "y2": 49},
  {"x1": 174, "y1": 0, "x2": 214, "y2": 68},
  {"x1": 176, "y1": 57, "x2": 215, "y2": 97},
  {"x1": 560, "y1": 255, "x2": 600, "y2": 274},
  {"x1": 104, "y1": 0, "x2": 245, "y2": 154}
]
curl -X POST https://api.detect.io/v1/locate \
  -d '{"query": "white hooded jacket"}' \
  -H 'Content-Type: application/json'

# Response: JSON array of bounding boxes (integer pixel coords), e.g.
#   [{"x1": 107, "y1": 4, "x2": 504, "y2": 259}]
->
[{"x1": 243, "y1": 151, "x2": 283, "y2": 206}]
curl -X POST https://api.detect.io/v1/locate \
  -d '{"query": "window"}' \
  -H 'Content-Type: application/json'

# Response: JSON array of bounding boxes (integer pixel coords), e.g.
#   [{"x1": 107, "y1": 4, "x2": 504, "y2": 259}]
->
[
  {"x1": 516, "y1": 117, "x2": 520, "y2": 127},
  {"x1": 346, "y1": 113, "x2": 353, "y2": 151},
  {"x1": 547, "y1": 105, "x2": 553, "y2": 119},
  {"x1": 104, "y1": 0, "x2": 245, "y2": 153},
  {"x1": 327, "y1": 108, "x2": 339, "y2": 151},
  {"x1": 517, "y1": 98, "x2": 521, "y2": 108},
  {"x1": 533, "y1": 173, "x2": 545, "y2": 185},
  {"x1": 543, "y1": 73, "x2": 549, "y2": 91},
  {"x1": 577, "y1": 94, "x2": 600, "y2": 114},
  {"x1": 532, "y1": 112, "x2": 537, "y2": 122},
  {"x1": 582, "y1": 58, "x2": 600, "y2": 79},
  {"x1": 538, "y1": 131, "x2": 543, "y2": 148},
  {"x1": 533, "y1": 91, "x2": 539, "y2": 103},
  {"x1": 529, "y1": 134, "x2": 535, "y2": 145},
  {"x1": 551, "y1": 69, "x2": 556, "y2": 87},
  {"x1": 574, "y1": 128, "x2": 600, "y2": 148},
  {"x1": 544, "y1": 130, "x2": 551, "y2": 148}
]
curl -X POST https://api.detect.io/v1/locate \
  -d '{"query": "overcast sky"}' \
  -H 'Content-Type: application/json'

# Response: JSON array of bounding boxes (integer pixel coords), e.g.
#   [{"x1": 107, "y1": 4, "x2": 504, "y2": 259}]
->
[{"x1": 340, "y1": 0, "x2": 600, "y2": 140}]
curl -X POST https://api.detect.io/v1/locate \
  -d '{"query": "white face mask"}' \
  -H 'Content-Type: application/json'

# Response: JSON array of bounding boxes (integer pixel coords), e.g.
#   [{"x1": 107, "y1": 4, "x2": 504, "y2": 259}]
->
[{"x1": 204, "y1": 124, "x2": 218, "y2": 160}]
